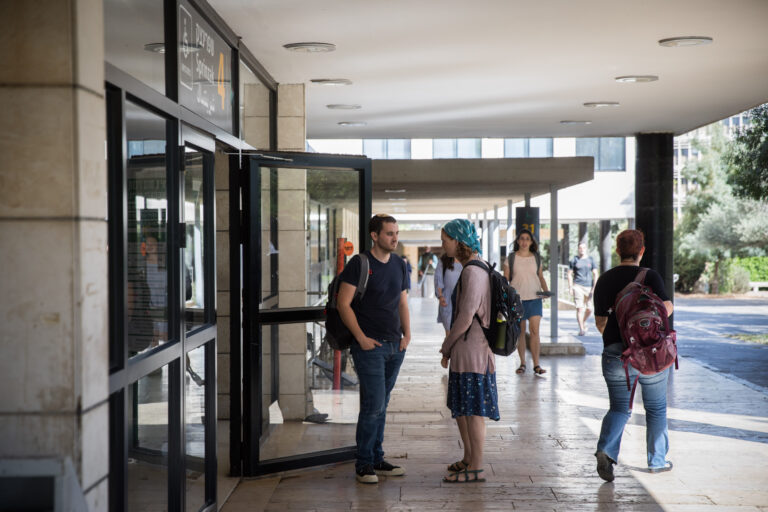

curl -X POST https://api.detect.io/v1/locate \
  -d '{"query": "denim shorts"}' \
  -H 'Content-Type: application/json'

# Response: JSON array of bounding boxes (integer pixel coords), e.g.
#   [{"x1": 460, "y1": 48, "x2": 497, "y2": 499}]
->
[{"x1": 522, "y1": 298, "x2": 543, "y2": 320}]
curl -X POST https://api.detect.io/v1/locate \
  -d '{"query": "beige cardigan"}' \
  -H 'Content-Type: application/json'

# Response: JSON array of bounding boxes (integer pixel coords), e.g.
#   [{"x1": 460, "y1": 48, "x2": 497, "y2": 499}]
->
[{"x1": 440, "y1": 263, "x2": 495, "y2": 374}]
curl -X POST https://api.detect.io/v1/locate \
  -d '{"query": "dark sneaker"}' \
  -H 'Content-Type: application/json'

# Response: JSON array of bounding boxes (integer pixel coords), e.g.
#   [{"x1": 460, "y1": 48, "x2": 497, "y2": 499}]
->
[
  {"x1": 373, "y1": 460, "x2": 405, "y2": 476},
  {"x1": 649, "y1": 461, "x2": 673, "y2": 473},
  {"x1": 355, "y1": 464, "x2": 378, "y2": 484},
  {"x1": 595, "y1": 451, "x2": 615, "y2": 482}
]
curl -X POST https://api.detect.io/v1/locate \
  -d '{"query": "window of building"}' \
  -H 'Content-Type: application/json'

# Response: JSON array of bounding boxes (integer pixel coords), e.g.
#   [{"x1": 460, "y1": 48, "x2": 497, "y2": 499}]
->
[
  {"x1": 576, "y1": 137, "x2": 625, "y2": 171},
  {"x1": 503, "y1": 138, "x2": 553, "y2": 158},
  {"x1": 457, "y1": 138, "x2": 481, "y2": 158},
  {"x1": 432, "y1": 139, "x2": 457, "y2": 158}
]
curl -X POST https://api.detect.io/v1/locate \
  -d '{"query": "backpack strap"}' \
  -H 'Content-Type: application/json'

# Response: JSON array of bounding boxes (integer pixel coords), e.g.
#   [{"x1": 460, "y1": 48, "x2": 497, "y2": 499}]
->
[
  {"x1": 634, "y1": 267, "x2": 649, "y2": 285},
  {"x1": 458, "y1": 259, "x2": 490, "y2": 339},
  {"x1": 355, "y1": 253, "x2": 370, "y2": 301},
  {"x1": 508, "y1": 252, "x2": 541, "y2": 278}
]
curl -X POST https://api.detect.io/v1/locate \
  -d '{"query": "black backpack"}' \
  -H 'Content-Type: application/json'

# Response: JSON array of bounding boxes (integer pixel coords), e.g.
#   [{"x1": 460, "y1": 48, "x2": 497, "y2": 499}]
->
[
  {"x1": 324, "y1": 253, "x2": 370, "y2": 350},
  {"x1": 461, "y1": 259, "x2": 524, "y2": 356}
]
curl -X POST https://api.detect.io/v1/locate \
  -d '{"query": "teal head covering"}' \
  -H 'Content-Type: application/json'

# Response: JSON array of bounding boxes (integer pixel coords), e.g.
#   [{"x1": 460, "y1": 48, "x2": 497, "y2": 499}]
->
[{"x1": 443, "y1": 218, "x2": 482, "y2": 254}]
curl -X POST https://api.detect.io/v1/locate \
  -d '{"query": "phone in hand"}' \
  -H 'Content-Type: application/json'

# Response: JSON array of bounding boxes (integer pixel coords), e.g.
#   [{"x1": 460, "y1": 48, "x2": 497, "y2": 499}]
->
[{"x1": 536, "y1": 290, "x2": 554, "y2": 298}]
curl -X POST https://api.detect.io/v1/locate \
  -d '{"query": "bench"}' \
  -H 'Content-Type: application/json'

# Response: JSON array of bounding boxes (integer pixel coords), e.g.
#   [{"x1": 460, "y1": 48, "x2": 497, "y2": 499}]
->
[{"x1": 749, "y1": 281, "x2": 768, "y2": 292}]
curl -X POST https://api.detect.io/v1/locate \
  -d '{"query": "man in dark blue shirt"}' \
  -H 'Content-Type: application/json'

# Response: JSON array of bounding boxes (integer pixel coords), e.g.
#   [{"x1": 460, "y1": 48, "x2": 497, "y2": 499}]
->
[{"x1": 337, "y1": 214, "x2": 411, "y2": 484}]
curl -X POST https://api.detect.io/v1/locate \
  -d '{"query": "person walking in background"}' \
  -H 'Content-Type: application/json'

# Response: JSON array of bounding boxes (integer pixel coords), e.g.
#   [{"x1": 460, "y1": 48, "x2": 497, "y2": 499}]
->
[
  {"x1": 439, "y1": 219, "x2": 498, "y2": 483},
  {"x1": 504, "y1": 229, "x2": 550, "y2": 376},
  {"x1": 401, "y1": 255, "x2": 413, "y2": 293},
  {"x1": 593, "y1": 229, "x2": 674, "y2": 482},
  {"x1": 435, "y1": 253, "x2": 462, "y2": 335},
  {"x1": 337, "y1": 214, "x2": 411, "y2": 484},
  {"x1": 568, "y1": 242, "x2": 599, "y2": 336},
  {"x1": 417, "y1": 248, "x2": 438, "y2": 298}
]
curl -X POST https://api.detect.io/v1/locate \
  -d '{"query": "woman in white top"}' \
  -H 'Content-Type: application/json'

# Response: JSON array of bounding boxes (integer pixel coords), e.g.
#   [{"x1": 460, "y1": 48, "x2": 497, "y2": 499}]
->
[
  {"x1": 435, "y1": 254, "x2": 463, "y2": 335},
  {"x1": 503, "y1": 229, "x2": 550, "y2": 375}
]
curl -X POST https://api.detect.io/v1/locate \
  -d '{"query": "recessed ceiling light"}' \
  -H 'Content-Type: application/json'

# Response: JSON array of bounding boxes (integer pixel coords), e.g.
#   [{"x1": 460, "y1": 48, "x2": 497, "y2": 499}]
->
[
  {"x1": 144, "y1": 43, "x2": 166, "y2": 54},
  {"x1": 283, "y1": 42, "x2": 336, "y2": 52},
  {"x1": 615, "y1": 75, "x2": 659, "y2": 83},
  {"x1": 560, "y1": 120, "x2": 592, "y2": 125},
  {"x1": 338, "y1": 121, "x2": 367, "y2": 127},
  {"x1": 388, "y1": 198, "x2": 406, "y2": 201},
  {"x1": 385, "y1": 189, "x2": 406, "y2": 193},
  {"x1": 311, "y1": 78, "x2": 353, "y2": 86},
  {"x1": 327, "y1": 104, "x2": 361, "y2": 110},
  {"x1": 583, "y1": 102, "x2": 620, "y2": 108},
  {"x1": 658, "y1": 36, "x2": 713, "y2": 47}
]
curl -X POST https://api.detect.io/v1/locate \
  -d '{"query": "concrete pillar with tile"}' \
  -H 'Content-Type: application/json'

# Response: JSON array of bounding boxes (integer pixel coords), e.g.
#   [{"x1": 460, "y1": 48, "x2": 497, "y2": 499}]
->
[
  {"x1": 0, "y1": 1, "x2": 109, "y2": 509},
  {"x1": 276, "y1": 84, "x2": 310, "y2": 419}
]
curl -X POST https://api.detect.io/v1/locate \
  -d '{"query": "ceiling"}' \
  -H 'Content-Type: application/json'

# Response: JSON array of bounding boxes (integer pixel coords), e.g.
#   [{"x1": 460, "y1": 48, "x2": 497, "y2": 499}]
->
[{"x1": 210, "y1": 0, "x2": 768, "y2": 140}]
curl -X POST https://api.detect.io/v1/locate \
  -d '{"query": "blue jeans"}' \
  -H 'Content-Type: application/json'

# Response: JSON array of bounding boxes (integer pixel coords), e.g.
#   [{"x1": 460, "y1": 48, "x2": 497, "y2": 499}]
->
[
  {"x1": 350, "y1": 339, "x2": 406, "y2": 470},
  {"x1": 596, "y1": 343, "x2": 671, "y2": 469}
]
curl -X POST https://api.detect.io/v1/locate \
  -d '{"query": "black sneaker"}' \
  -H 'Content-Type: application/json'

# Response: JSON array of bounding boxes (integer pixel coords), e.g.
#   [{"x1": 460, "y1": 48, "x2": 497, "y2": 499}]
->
[
  {"x1": 373, "y1": 460, "x2": 405, "y2": 476},
  {"x1": 355, "y1": 464, "x2": 378, "y2": 484},
  {"x1": 595, "y1": 451, "x2": 615, "y2": 482}
]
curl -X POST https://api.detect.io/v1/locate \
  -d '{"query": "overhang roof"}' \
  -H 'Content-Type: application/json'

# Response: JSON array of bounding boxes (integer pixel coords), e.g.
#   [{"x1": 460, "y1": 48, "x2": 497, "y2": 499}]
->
[
  {"x1": 371, "y1": 157, "x2": 593, "y2": 214},
  {"x1": 211, "y1": 0, "x2": 768, "y2": 139}
]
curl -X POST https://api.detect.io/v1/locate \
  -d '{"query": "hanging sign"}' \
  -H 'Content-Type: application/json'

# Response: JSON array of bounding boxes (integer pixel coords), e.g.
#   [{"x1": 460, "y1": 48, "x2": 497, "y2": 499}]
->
[
  {"x1": 515, "y1": 207, "x2": 540, "y2": 242},
  {"x1": 343, "y1": 241, "x2": 354, "y2": 256},
  {"x1": 178, "y1": 0, "x2": 233, "y2": 133}
]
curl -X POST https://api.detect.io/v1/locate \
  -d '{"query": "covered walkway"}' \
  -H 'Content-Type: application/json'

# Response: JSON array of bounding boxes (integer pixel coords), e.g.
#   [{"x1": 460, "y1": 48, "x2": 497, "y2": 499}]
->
[{"x1": 222, "y1": 299, "x2": 768, "y2": 511}]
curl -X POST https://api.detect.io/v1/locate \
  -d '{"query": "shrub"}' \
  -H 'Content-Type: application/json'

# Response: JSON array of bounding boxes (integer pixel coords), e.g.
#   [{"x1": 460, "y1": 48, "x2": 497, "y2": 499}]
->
[
  {"x1": 674, "y1": 248, "x2": 707, "y2": 293},
  {"x1": 731, "y1": 256, "x2": 768, "y2": 281}
]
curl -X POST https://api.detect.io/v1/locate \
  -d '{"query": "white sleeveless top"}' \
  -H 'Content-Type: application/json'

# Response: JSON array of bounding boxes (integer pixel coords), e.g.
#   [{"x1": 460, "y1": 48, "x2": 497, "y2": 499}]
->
[{"x1": 510, "y1": 253, "x2": 542, "y2": 301}]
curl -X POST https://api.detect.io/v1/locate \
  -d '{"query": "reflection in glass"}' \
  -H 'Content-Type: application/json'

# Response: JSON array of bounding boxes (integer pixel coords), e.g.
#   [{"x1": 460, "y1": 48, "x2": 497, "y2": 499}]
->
[
  {"x1": 305, "y1": 168, "x2": 360, "y2": 306},
  {"x1": 185, "y1": 345, "x2": 207, "y2": 509},
  {"x1": 125, "y1": 102, "x2": 169, "y2": 358},
  {"x1": 258, "y1": 322, "x2": 358, "y2": 461},
  {"x1": 127, "y1": 366, "x2": 169, "y2": 511},
  {"x1": 104, "y1": 0, "x2": 165, "y2": 94},
  {"x1": 599, "y1": 137, "x2": 626, "y2": 171},
  {"x1": 184, "y1": 149, "x2": 206, "y2": 332}
]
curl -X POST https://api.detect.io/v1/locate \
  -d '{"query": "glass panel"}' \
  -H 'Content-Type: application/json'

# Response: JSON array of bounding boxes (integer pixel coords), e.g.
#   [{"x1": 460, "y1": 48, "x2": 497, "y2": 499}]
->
[
  {"x1": 258, "y1": 322, "x2": 358, "y2": 461},
  {"x1": 599, "y1": 137, "x2": 626, "y2": 171},
  {"x1": 457, "y1": 138, "x2": 481, "y2": 158},
  {"x1": 575, "y1": 137, "x2": 599, "y2": 169},
  {"x1": 185, "y1": 344, "x2": 207, "y2": 509},
  {"x1": 363, "y1": 139, "x2": 386, "y2": 159},
  {"x1": 261, "y1": 168, "x2": 277, "y2": 304},
  {"x1": 184, "y1": 148, "x2": 206, "y2": 332},
  {"x1": 504, "y1": 138, "x2": 527, "y2": 157},
  {"x1": 127, "y1": 365, "x2": 169, "y2": 511},
  {"x1": 104, "y1": 0, "x2": 165, "y2": 94},
  {"x1": 239, "y1": 60, "x2": 271, "y2": 148},
  {"x1": 386, "y1": 139, "x2": 411, "y2": 159},
  {"x1": 529, "y1": 138, "x2": 553, "y2": 157},
  {"x1": 432, "y1": 139, "x2": 457, "y2": 158},
  {"x1": 125, "y1": 102, "x2": 169, "y2": 358}
]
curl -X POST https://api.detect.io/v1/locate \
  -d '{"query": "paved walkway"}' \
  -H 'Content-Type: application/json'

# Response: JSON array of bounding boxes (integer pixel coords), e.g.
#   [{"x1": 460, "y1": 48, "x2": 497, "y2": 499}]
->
[{"x1": 222, "y1": 298, "x2": 768, "y2": 511}]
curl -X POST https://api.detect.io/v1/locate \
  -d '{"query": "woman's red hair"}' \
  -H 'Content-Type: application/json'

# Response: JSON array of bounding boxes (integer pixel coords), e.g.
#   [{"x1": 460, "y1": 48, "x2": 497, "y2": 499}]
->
[{"x1": 616, "y1": 229, "x2": 644, "y2": 260}]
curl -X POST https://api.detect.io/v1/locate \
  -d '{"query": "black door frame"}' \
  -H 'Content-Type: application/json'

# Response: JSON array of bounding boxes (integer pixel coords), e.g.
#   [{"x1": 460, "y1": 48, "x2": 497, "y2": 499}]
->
[{"x1": 229, "y1": 151, "x2": 372, "y2": 476}]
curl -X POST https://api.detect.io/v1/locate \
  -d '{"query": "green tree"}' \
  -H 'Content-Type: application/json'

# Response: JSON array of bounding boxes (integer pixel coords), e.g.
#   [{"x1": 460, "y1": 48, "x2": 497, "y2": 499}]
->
[{"x1": 726, "y1": 104, "x2": 768, "y2": 201}]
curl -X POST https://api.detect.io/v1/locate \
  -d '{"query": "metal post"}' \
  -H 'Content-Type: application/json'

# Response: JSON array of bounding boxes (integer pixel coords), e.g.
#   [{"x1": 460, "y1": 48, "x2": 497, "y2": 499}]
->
[
  {"x1": 506, "y1": 199, "x2": 513, "y2": 250},
  {"x1": 550, "y1": 185, "x2": 558, "y2": 341}
]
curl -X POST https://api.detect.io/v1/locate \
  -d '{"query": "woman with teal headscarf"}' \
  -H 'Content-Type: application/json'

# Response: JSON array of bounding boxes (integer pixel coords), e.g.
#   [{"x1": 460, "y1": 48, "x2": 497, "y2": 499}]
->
[{"x1": 439, "y1": 219, "x2": 498, "y2": 483}]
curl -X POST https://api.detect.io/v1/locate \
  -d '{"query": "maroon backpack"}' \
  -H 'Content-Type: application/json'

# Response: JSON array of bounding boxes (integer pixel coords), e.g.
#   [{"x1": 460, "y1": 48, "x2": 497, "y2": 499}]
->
[{"x1": 613, "y1": 268, "x2": 678, "y2": 408}]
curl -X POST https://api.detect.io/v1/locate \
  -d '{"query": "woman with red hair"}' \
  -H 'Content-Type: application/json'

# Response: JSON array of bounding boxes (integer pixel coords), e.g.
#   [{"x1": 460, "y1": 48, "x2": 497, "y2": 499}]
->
[{"x1": 592, "y1": 229, "x2": 675, "y2": 481}]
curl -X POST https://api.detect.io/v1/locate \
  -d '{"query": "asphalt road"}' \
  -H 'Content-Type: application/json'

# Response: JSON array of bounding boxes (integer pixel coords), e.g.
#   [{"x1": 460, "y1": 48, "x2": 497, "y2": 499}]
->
[{"x1": 559, "y1": 295, "x2": 768, "y2": 393}]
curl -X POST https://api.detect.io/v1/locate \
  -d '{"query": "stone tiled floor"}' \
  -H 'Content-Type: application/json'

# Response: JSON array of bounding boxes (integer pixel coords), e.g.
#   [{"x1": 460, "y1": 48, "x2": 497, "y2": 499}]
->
[{"x1": 221, "y1": 298, "x2": 768, "y2": 511}]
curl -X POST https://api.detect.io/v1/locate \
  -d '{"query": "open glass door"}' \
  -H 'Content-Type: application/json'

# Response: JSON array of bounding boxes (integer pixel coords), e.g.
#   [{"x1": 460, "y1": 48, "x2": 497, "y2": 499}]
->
[{"x1": 231, "y1": 151, "x2": 372, "y2": 476}]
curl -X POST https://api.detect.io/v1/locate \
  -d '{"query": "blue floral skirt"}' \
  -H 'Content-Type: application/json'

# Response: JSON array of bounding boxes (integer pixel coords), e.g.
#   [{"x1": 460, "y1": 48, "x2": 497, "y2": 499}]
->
[{"x1": 447, "y1": 370, "x2": 500, "y2": 421}]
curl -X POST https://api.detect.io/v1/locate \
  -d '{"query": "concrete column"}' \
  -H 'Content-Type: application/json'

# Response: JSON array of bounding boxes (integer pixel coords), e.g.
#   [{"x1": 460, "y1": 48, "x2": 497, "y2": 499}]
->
[
  {"x1": 0, "y1": 2, "x2": 108, "y2": 509},
  {"x1": 599, "y1": 220, "x2": 612, "y2": 274},
  {"x1": 578, "y1": 222, "x2": 588, "y2": 246},
  {"x1": 636, "y1": 133, "x2": 674, "y2": 300},
  {"x1": 276, "y1": 84, "x2": 309, "y2": 419},
  {"x1": 549, "y1": 186, "x2": 559, "y2": 340},
  {"x1": 506, "y1": 199, "x2": 513, "y2": 251},
  {"x1": 242, "y1": 82, "x2": 271, "y2": 149}
]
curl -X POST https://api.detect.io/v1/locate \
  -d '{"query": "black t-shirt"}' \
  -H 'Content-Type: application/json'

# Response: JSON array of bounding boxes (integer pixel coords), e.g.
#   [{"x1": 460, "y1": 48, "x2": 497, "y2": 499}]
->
[
  {"x1": 593, "y1": 266, "x2": 670, "y2": 347},
  {"x1": 340, "y1": 251, "x2": 408, "y2": 341},
  {"x1": 570, "y1": 256, "x2": 597, "y2": 286}
]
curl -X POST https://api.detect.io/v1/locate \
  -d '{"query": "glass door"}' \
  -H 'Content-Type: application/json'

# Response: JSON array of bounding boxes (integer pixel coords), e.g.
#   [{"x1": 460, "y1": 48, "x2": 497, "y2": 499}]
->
[{"x1": 231, "y1": 151, "x2": 372, "y2": 476}]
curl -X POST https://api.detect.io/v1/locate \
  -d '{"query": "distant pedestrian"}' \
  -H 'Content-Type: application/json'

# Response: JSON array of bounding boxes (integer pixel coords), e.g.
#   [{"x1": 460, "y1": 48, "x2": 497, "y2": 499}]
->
[
  {"x1": 504, "y1": 229, "x2": 550, "y2": 375},
  {"x1": 568, "y1": 242, "x2": 598, "y2": 336},
  {"x1": 401, "y1": 255, "x2": 413, "y2": 292},
  {"x1": 593, "y1": 229, "x2": 674, "y2": 481},
  {"x1": 439, "y1": 219, "x2": 497, "y2": 483},
  {"x1": 435, "y1": 254, "x2": 462, "y2": 335}
]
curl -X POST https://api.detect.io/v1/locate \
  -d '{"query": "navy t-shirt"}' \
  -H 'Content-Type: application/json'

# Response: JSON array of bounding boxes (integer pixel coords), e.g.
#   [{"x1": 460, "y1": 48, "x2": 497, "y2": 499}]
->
[
  {"x1": 570, "y1": 256, "x2": 597, "y2": 286},
  {"x1": 593, "y1": 266, "x2": 670, "y2": 348},
  {"x1": 340, "y1": 251, "x2": 408, "y2": 342}
]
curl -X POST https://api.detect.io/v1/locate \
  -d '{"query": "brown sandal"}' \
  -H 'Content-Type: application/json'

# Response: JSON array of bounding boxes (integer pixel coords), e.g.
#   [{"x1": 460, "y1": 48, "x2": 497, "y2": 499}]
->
[{"x1": 447, "y1": 460, "x2": 469, "y2": 472}]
